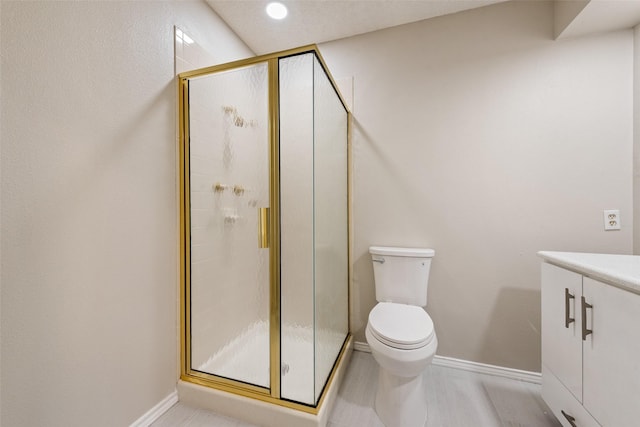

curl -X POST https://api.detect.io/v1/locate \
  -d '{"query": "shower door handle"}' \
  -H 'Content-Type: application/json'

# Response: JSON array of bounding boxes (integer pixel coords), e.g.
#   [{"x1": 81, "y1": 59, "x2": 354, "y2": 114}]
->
[{"x1": 258, "y1": 207, "x2": 270, "y2": 248}]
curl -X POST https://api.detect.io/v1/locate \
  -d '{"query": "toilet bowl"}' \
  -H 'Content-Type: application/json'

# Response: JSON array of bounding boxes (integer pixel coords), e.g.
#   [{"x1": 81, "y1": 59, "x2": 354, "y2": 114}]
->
[
  {"x1": 366, "y1": 302, "x2": 437, "y2": 427},
  {"x1": 367, "y1": 302, "x2": 437, "y2": 375},
  {"x1": 366, "y1": 246, "x2": 437, "y2": 427}
]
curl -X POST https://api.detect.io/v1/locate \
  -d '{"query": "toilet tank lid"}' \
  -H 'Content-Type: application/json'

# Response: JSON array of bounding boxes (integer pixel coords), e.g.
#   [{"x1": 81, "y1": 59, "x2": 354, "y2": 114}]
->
[{"x1": 369, "y1": 246, "x2": 435, "y2": 257}]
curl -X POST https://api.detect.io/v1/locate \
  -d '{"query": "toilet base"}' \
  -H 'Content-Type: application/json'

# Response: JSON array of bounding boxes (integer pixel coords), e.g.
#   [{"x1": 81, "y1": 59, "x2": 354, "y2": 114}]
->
[{"x1": 374, "y1": 368, "x2": 428, "y2": 427}]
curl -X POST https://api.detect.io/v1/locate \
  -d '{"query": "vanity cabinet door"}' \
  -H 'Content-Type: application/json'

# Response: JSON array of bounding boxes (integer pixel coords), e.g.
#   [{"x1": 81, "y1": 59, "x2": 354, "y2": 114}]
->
[
  {"x1": 541, "y1": 263, "x2": 583, "y2": 402},
  {"x1": 582, "y1": 277, "x2": 640, "y2": 427}
]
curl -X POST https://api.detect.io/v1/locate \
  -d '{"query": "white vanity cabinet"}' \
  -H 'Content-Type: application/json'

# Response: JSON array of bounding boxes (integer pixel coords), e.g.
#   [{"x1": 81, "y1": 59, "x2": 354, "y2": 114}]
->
[
  {"x1": 581, "y1": 276, "x2": 640, "y2": 427},
  {"x1": 541, "y1": 257, "x2": 640, "y2": 427}
]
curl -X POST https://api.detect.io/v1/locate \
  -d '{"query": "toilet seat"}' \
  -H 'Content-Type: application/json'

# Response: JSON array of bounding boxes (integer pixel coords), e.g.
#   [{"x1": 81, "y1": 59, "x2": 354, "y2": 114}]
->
[{"x1": 368, "y1": 302, "x2": 435, "y2": 350}]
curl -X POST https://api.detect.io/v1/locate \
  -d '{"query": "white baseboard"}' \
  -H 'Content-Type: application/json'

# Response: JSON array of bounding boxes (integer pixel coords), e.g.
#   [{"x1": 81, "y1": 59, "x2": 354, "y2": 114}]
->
[
  {"x1": 353, "y1": 341, "x2": 541, "y2": 384},
  {"x1": 353, "y1": 341, "x2": 371, "y2": 353},
  {"x1": 130, "y1": 389, "x2": 179, "y2": 427},
  {"x1": 432, "y1": 354, "x2": 541, "y2": 384}
]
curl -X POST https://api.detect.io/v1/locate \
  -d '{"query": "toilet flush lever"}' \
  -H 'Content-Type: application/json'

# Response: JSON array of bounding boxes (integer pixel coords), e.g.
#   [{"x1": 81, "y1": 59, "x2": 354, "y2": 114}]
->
[{"x1": 372, "y1": 258, "x2": 385, "y2": 264}]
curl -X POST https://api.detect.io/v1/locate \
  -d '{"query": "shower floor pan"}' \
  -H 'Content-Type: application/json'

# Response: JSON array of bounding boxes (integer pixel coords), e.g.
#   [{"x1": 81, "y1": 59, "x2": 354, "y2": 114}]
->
[{"x1": 197, "y1": 320, "x2": 346, "y2": 405}]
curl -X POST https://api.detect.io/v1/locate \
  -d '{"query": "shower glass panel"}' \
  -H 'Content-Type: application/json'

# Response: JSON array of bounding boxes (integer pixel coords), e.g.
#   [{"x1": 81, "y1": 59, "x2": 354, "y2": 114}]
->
[
  {"x1": 279, "y1": 53, "x2": 349, "y2": 405},
  {"x1": 312, "y1": 55, "x2": 349, "y2": 403},
  {"x1": 279, "y1": 53, "x2": 315, "y2": 404},
  {"x1": 188, "y1": 63, "x2": 270, "y2": 388}
]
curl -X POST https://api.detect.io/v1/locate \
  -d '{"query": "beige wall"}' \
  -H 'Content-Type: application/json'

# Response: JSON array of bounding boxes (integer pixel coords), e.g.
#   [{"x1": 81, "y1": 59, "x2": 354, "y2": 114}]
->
[
  {"x1": 0, "y1": 2, "x2": 252, "y2": 426},
  {"x1": 320, "y1": 0, "x2": 633, "y2": 372},
  {"x1": 634, "y1": 24, "x2": 640, "y2": 254}
]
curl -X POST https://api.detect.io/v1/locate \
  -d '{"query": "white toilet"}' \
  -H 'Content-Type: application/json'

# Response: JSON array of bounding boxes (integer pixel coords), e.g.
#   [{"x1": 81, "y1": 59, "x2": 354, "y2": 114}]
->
[{"x1": 365, "y1": 246, "x2": 438, "y2": 427}]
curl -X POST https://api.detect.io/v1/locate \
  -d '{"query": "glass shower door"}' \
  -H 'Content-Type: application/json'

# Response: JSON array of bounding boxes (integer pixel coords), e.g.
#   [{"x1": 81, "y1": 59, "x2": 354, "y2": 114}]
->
[{"x1": 188, "y1": 63, "x2": 271, "y2": 389}]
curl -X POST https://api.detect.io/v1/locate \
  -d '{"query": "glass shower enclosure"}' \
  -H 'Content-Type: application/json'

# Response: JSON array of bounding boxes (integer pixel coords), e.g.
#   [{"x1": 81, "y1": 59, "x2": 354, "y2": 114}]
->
[{"x1": 179, "y1": 46, "x2": 350, "y2": 411}]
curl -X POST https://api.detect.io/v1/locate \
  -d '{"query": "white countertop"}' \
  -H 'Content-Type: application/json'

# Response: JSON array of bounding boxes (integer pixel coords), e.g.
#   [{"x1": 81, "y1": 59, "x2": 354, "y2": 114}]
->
[{"x1": 538, "y1": 251, "x2": 640, "y2": 294}]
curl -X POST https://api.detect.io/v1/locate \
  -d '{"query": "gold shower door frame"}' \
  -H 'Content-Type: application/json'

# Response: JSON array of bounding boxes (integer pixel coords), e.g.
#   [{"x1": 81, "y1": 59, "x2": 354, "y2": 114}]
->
[{"x1": 178, "y1": 45, "x2": 352, "y2": 414}]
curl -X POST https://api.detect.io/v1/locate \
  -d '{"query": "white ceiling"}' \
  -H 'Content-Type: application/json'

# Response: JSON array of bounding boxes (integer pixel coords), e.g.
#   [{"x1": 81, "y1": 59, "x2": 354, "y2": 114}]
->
[
  {"x1": 556, "y1": 0, "x2": 640, "y2": 39},
  {"x1": 206, "y1": 0, "x2": 508, "y2": 55},
  {"x1": 207, "y1": 0, "x2": 640, "y2": 56}
]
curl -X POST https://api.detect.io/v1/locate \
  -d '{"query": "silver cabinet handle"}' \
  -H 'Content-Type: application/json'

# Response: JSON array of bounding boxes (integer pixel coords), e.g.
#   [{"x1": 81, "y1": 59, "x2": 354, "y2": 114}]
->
[
  {"x1": 372, "y1": 258, "x2": 385, "y2": 264},
  {"x1": 581, "y1": 296, "x2": 593, "y2": 341},
  {"x1": 564, "y1": 288, "x2": 575, "y2": 328},
  {"x1": 561, "y1": 410, "x2": 577, "y2": 427}
]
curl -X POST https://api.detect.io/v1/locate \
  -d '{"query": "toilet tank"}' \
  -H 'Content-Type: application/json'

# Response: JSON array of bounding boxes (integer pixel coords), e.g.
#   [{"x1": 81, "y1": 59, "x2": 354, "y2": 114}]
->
[{"x1": 370, "y1": 246, "x2": 435, "y2": 307}]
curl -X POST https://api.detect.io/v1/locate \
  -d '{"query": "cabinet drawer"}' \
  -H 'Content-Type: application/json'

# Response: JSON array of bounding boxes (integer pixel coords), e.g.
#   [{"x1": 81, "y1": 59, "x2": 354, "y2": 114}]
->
[{"x1": 542, "y1": 366, "x2": 601, "y2": 427}]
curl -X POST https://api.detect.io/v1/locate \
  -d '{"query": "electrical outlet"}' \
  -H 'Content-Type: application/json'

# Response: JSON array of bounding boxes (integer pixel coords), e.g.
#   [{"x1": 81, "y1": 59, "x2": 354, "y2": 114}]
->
[{"x1": 603, "y1": 209, "x2": 621, "y2": 231}]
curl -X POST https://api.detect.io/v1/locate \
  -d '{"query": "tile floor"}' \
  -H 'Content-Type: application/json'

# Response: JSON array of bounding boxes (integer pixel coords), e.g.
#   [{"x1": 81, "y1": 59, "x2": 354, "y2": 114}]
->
[{"x1": 152, "y1": 350, "x2": 561, "y2": 427}]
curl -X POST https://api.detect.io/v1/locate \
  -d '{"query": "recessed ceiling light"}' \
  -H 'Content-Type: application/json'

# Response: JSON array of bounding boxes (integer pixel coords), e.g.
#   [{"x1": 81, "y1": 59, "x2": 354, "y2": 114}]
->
[{"x1": 266, "y1": 2, "x2": 288, "y2": 20}]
